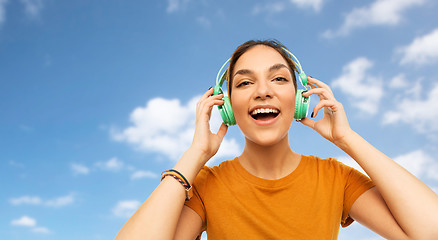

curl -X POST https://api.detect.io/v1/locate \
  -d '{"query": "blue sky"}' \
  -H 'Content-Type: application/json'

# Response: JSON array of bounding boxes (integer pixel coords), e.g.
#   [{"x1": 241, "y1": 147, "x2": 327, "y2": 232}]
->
[{"x1": 1, "y1": 0, "x2": 438, "y2": 239}]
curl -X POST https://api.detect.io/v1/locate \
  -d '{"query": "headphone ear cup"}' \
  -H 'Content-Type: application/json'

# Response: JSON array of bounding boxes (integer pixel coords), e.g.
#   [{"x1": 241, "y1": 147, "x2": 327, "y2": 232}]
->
[
  {"x1": 294, "y1": 89, "x2": 310, "y2": 120},
  {"x1": 220, "y1": 96, "x2": 236, "y2": 126}
]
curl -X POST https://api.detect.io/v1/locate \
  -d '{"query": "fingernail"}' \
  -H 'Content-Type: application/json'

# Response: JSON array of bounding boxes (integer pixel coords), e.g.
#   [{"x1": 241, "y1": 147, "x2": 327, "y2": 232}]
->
[
  {"x1": 301, "y1": 90, "x2": 308, "y2": 96},
  {"x1": 208, "y1": 86, "x2": 213, "y2": 90},
  {"x1": 311, "y1": 111, "x2": 314, "y2": 118},
  {"x1": 309, "y1": 76, "x2": 313, "y2": 78}
]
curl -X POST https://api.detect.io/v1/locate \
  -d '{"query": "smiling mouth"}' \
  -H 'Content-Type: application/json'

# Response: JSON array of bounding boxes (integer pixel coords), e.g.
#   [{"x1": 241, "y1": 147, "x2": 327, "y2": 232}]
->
[{"x1": 250, "y1": 108, "x2": 280, "y2": 121}]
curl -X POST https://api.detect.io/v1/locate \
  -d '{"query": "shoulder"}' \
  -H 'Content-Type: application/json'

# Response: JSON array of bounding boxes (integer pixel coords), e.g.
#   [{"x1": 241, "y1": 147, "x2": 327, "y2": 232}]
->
[
  {"x1": 303, "y1": 155, "x2": 356, "y2": 176},
  {"x1": 200, "y1": 158, "x2": 235, "y2": 174},
  {"x1": 193, "y1": 158, "x2": 236, "y2": 184},
  {"x1": 305, "y1": 155, "x2": 349, "y2": 168}
]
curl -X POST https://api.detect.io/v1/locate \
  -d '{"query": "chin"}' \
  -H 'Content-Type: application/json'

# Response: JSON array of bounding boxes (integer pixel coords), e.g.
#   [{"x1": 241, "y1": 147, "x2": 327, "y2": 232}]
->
[{"x1": 244, "y1": 130, "x2": 288, "y2": 147}]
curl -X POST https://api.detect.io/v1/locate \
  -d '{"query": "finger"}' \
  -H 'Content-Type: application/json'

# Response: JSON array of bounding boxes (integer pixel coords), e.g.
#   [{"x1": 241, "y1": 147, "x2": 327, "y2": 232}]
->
[
  {"x1": 197, "y1": 93, "x2": 224, "y2": 109},
  {"x1": 302, "y1": 87, "x2": 333, "y2": 101},
  {"x1": 197, "y1": 97, "x2": 225, "y2": 121},
  {"x1": 198, "y1": 87, "x2": 216, "y2": 103},
  {"x1": 312, "y1": 99, "x2": 337, "y2": 118},
  {"x1": 197, "y1": 96, "x2": 224, "y2": 116},
  {"x1": 307, "y1": 77, "x2": 334, "y2": 95},
  {"x1": 198, "y1": 94, "x2": 224, "y2": 111},
  {"x1": 307, "y1": 82, "x2": 317, "y2": 89},
  {"x1": 298, "y1": 117, "x2": 316, "y2": 129},
  {"x1": 216, "y1": 122, "x2": 228, "y2": 140},
  {"x1": 307, "y1": 76, "x2": 333, "y2": 95}
]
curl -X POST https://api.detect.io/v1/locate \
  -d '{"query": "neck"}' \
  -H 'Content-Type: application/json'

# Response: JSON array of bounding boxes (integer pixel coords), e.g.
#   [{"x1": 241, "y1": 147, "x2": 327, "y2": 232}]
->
[{"x1": 238, "y1": 134, "x2": 301, "y2": 180}]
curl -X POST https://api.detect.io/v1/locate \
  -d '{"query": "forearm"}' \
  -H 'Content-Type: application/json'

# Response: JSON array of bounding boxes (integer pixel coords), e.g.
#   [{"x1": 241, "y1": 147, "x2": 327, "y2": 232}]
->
[
  {"x1": 336, "y1": 131, "x2": 438, "y2": 239},
  {"x1": 115, "y1": 147, "x2": 206, "y2": 240}
]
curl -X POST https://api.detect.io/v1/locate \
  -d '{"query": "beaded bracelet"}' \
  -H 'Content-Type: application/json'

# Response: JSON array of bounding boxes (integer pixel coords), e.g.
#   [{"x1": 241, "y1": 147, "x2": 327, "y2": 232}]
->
[{"x1": 161, "y1": 169, "x2": 193, "y2": 201}]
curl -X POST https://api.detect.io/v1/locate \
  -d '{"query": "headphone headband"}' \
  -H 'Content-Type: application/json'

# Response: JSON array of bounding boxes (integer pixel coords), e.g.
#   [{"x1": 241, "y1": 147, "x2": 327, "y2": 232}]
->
[
  {"x1": 215, "y1": 47, "x2": 308, "y2": 91},
  {"x1": 216, "y1": 58, "x2": 230, "y2": 87},
  {"x1": 281, "y1": 48, "x2": 308, "y2": 88}
]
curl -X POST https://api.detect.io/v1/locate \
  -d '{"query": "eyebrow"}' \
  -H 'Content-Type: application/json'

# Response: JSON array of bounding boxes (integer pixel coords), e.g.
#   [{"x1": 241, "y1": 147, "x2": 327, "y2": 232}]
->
[
  {"x1": 233, "y1": 63, "x2": 291, "y2": 77},
  {"x1": 233, "y1": 69, "x2": 253, "y2": 77},
  {"x1": 269, "y1": 63, "x2": 291, "y2": 72}
]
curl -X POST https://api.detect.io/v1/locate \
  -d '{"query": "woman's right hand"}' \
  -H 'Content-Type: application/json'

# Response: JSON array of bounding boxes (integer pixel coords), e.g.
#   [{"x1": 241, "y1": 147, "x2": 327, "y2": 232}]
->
[{"x1": 190, "y1": 87, "x2": 228, "y2": 165}]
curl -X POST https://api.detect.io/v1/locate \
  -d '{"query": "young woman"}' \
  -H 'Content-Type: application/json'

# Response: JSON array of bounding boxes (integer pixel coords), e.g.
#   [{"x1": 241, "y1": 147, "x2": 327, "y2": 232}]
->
[{"x1": 115, "y1": 40, "x2": 438, "y2": 240}]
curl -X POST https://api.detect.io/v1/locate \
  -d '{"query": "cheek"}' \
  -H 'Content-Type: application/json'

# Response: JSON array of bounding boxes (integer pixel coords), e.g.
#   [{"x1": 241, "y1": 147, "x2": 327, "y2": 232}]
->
[
  {"x1": 279, "y1": 88, "x2": 296, "y2": 109},
  {"x1": 290, "y1": 94, "x2": 297, "y2": 110},
  {"x1": 230, "y1": 94, "x2": 248, "y2": 125},
  {"x1": 230, "y1": 97, "x2": 244, "y2": 119}
]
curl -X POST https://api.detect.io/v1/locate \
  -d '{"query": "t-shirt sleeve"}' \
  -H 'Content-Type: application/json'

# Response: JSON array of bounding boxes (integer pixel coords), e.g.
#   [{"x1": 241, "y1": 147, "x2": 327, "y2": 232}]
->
[
  {"x1": 184, "y1": 167, "x2": 209, "y2": 230},
  {"x1": 341, "y1": 165, "x2": 375, "y2": 227}
]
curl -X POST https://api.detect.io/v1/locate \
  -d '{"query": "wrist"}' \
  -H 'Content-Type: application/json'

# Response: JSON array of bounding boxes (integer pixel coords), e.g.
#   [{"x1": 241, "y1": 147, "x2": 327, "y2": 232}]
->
[
  {"x1": 187, "y1": 144, "x2": 213, "y2": 164},
  {"x1": 173, "y1": 146, "x2": 209, "y2": 185},
  {"x1": 333, "y1": 129, "x2": 357, "y2": 152}
]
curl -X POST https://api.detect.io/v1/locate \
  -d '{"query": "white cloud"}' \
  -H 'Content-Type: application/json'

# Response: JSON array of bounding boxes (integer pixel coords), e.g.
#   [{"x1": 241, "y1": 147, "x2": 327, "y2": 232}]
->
[
  {"x1": 19, "y1": 0, "x2": 44, "y2": 19},
  {"x1": 10, "y1": 196, "x2": 42, "y2": 205},
  {"x1": 0, "y1": 0, "x2": 7, "y2": 26},
  {"x1": 337, "y1": 149, "x2": 438, "y2": 181},
  {"x1": 201, "y1": 232, "x2": 207, "y2": 240},
  {"x1": 95, "y1": 157, "x2": 124, "y2": 172},
  {"x1": 393, "y1": 149, "x2": 438, "y2": 180},
  {"x1": 252, "y1": 2, "x2": 287, "y2": 15},
  {"x1": 332, "y1": 57, "x2": 383, "y2": 115},
  {"x1": 112, "y1": 96, "x2": 241, "y2": 162},
  {"x1": 383, "y1": 83, "x2": 438, "y2": 134},
  {"x1": 19, "y1": 124, "x2": 34, "y2": 132},
  {"x1": 45, "y1": 193, "x2": 75, "y2": 208},
  {"x1": 389, "y1": 74, "x2": 408, "y2": 89},
  {"x1": 207, "y1": 137, "x2": 241, "y2": 166},
  {"x1": 72, "y1": 157, "x2": 144, "y2": 179},
  {"x1": 252, "y1": 0, "x2": 323, "y2": 16},
  {"x1": 166, "y1": 0, "x2": 191, "y2": 13},
  {"x1": 323, "y1": 0, "x2": 425, "y2": 38},
  {"x1": 289, "y1": 0, "x2": 324, "y2": 12},
  {"x1": 167, "y1": 0, "x2": 179, "y2": 13},
  {"x1": 71, "y1": 163, "x2": 90, "y2": 175},
  {"x1": 11, "y1": 216, "x2": 51, "y2": 234},
  {"x1": 11, "y1": 216, "x2": 37, "y2": 227},
  {"x1": 10, "y1": 194, "x2": 75, "y2": 208},
  {"x1": 131, "y1": 170, "x2": 159, "y2": 180},
  {"x1": 336, "y1": 155, "x2": 367, "y2": 175},
  {"x1": 112, "y1": 200, "x2": 141, "y2": 218},
  {"x1": 397, "y1": 28, "x2": 438, "y2": 66},
  {"x1": 0, "y1": 0, "x2": 45, "y2": 27},
  {"x1": 9, "y1": 160, "x2": 25, "y2": 168},
  {"x1": 32, "y1": 227, "x2": 51, "y2": 234},
  {"x1": 196, "y1": 16, "x2": 211, "y2": 28}
]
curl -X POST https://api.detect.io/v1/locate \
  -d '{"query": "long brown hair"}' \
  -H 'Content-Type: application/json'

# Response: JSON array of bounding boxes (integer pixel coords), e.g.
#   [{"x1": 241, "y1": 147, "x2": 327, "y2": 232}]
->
[{"x1": 226, "y1": 39, "x2": 298, "y2": 97}]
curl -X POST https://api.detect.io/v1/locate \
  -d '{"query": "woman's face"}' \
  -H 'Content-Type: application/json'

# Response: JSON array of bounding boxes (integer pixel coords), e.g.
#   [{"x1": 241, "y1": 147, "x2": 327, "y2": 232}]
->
[{"x1": 230, "y1": 45, "x2": 296, "y2": 146}]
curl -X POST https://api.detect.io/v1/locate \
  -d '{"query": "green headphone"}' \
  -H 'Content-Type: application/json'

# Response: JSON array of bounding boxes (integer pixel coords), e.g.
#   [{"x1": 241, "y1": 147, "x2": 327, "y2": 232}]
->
[{"x1": 214, "y1": 47, "x2": 310, "y2": 126}]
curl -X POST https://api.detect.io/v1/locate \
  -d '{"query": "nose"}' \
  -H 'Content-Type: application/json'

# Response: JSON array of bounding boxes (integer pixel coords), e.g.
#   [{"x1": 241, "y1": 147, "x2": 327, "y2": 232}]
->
[{"x1": 254, "y1": 80, "x2": 273, "y2": 100}]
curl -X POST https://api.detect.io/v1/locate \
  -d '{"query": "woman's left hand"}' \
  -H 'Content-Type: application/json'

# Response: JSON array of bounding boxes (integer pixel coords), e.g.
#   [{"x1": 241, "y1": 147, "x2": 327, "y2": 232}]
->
[{"x1": 299, "y1": 76, "x2": 353, "y2": 145}]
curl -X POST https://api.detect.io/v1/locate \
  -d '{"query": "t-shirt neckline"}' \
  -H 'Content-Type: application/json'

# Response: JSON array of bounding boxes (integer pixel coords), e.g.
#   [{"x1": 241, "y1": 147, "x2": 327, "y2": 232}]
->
[{"x1": 231, "y1": 155, "x2": 307, "y2": 188}]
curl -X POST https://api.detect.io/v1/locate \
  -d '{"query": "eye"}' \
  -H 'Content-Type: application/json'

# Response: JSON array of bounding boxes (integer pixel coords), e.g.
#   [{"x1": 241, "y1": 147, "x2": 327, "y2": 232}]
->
[
  {"x1": 274, "y1": 77, "x2": 288, "y2": 82},
  {"x1": 236, "y1": 81, "x2": 251, "y2": 88}
]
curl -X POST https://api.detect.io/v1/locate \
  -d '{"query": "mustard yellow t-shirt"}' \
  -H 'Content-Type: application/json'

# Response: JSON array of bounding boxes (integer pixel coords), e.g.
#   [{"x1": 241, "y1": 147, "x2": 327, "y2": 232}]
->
[{"x1": 185, "y1": 155, "x2": 375, "y2": 240}]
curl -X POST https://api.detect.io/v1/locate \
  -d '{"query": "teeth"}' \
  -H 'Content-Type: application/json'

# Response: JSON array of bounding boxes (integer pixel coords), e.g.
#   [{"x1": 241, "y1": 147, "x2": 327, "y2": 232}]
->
[{"x1": 251, "y1": 108, "x2": 279, "y2": 115}]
